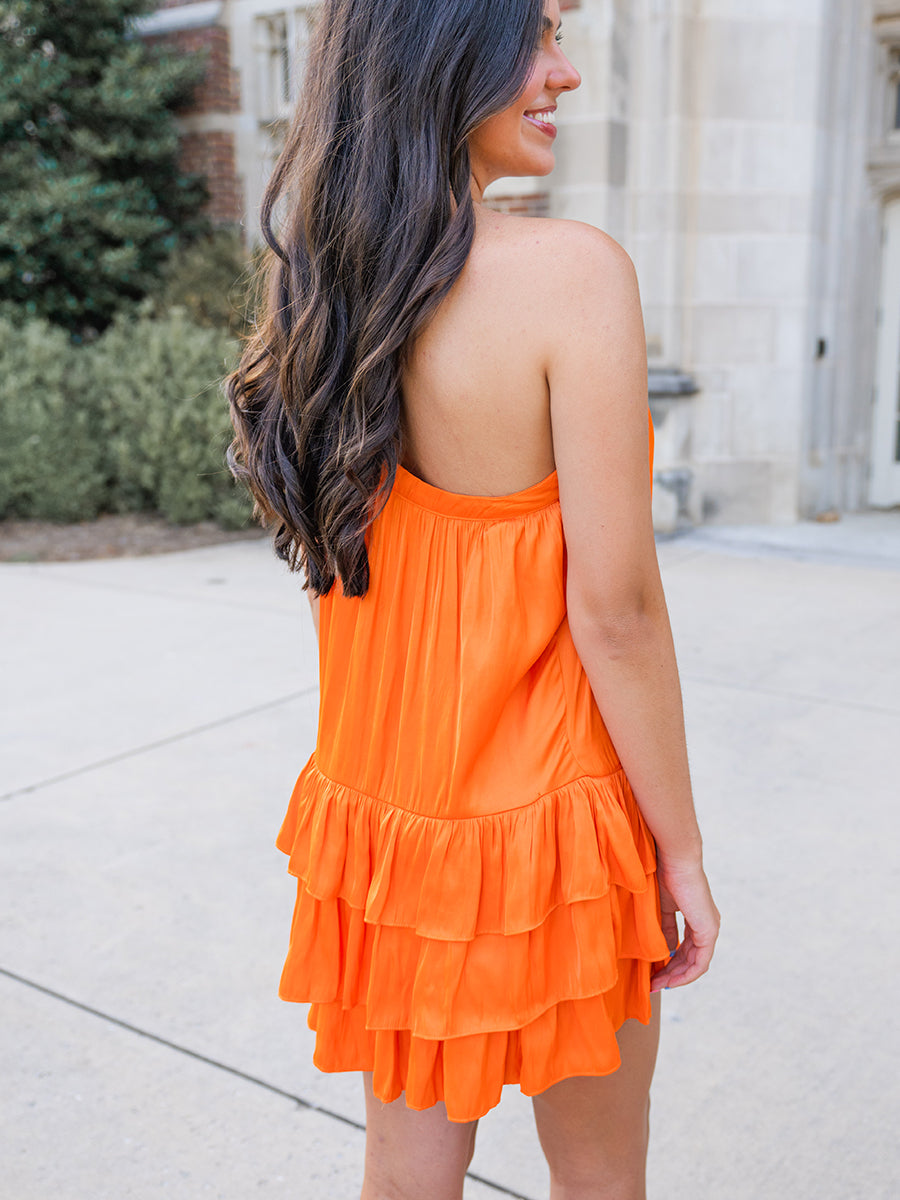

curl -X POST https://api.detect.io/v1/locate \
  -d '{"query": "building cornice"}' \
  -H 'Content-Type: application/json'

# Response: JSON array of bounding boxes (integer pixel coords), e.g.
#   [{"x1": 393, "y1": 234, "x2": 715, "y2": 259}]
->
[{"x1": 134, "y1": 2, "x2": 224, "y2": 36}]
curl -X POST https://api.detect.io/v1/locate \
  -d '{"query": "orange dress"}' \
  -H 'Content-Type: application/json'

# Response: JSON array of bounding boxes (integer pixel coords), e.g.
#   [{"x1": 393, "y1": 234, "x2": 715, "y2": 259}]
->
[{"x1": 276, "y1": 421, "x2": 670, "y2": 1122}]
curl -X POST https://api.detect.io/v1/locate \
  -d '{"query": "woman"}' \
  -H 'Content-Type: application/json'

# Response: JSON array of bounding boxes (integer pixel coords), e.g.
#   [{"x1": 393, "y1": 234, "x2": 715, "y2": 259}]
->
[{"x1": 228, "y1": 0, "x2": 720, "y2": 1196}]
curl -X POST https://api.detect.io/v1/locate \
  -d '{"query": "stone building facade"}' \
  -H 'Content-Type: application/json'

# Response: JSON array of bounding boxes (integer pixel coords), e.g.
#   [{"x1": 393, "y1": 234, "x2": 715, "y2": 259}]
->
[{"x1": 142, "y1": 0, "x2": 900, "y2": 524}]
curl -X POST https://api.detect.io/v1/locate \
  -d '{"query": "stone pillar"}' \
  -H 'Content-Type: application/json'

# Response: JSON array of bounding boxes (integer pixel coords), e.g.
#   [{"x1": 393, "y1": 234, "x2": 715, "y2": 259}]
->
[
  {"x1": 628, "y1": 0, "x2": 831, "y2": 524},
  {"x1": 800, "y1": 0, "x2": 887, "y2": 516}
]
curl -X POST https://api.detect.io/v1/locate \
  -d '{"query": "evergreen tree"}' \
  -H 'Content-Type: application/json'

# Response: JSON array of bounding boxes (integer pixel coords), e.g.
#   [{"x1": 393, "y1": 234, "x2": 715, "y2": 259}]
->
[{"x1": 0, "y1": 0, "x2": 208, "y2": 333}]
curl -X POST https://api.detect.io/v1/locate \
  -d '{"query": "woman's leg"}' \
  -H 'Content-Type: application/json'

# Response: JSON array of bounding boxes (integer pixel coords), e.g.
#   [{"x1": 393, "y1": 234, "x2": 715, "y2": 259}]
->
[
  {"x1": 531, "y1": 995, "x2": 661, "y2": 1200},
  {"x1": 360, "y1": 1072, "x2": 479, "y2": 1200}
]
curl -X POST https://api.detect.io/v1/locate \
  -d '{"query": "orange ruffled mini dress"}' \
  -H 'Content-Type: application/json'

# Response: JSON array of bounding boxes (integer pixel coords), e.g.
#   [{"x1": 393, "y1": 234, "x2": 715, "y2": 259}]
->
[{"x1": 276, "y1": 423, "x2": 670, "y2": 1122}]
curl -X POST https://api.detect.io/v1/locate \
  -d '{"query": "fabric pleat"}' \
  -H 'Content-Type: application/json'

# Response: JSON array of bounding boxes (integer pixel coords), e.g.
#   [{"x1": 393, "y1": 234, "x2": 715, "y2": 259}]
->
[{"x1": 276, "y1": 416, "x2": 669, "y2": 1121}]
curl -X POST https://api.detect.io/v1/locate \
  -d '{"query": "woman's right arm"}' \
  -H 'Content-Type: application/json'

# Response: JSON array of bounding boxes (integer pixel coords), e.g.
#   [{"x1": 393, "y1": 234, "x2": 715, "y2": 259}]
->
[{"x1": 545, "y1": 223, "x2": 719, "y2": 990}]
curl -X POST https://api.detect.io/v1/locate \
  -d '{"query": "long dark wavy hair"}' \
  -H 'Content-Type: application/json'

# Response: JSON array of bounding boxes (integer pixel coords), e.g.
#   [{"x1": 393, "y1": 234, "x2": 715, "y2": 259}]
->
[{"x1": 226, "y1": 0, "x2": 543, "y2": 596}]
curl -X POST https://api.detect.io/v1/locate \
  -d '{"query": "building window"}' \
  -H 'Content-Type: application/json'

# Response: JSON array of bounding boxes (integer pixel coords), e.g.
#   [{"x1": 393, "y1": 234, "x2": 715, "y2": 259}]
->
[{"x1": 255, "y1": 8, "x2": 314, "y2": 127}]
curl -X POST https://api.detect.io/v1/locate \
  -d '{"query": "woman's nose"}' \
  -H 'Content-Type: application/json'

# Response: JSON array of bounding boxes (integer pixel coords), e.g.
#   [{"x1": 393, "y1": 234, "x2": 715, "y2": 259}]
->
[{"x1": 551, "y1": 51, "x2": 581, "y2": 94}]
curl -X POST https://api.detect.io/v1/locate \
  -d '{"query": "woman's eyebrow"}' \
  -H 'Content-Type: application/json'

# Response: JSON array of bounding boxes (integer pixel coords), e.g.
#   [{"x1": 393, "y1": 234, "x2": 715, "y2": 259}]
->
[{"x1": 543, "y1": 16, "x2": 561, "y2": 34}]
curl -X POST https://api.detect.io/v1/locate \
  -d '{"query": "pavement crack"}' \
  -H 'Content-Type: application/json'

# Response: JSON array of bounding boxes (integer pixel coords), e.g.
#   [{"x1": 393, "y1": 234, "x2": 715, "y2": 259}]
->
[
  {"x1": 0, "y1": 965, "x2": 364, "y2": 1128},
  {"x1": 670, "y1": 535, "x2": 900, "y2": 572},
  {"x1": 17, "y1": 564, "x2": 305, "y2": 617},
  {"x1": 679, "y1": 673, "x2": 899, "y2": 716},
  {"x1": 0, "y1": 688, "x2": 318, "y2": 802},
  {"x1": 0, "y1": 966, "x2": 536, "y2": 1200},
  {"x1": 465, "y1": 1173, "x2": 535, "y2": 1199}
]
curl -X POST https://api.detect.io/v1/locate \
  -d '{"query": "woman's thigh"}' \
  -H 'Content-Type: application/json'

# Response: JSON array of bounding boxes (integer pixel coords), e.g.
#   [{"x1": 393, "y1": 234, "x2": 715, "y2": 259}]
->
[
  {"x1": 531, "y1": 995, "x2": 661, "y2": 1200},
  {"x1": 361, "y1": 1073, "x2": 479, "y2": 1200}
]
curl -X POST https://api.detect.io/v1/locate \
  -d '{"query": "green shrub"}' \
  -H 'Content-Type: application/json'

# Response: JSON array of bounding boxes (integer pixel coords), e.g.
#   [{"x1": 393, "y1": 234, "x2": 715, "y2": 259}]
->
[
  {"x1": 0, "y1": 316, "x2": 107, "y2": 521},
  {"x1": 145, "y1": 227, "x2": 259, "y2": 339},
  {"x1": 77, "y1": 308, "x2": 251, "y2": 525},
  {"x1": 0, "y1": 310, "x2": 254, "y2": 527}
]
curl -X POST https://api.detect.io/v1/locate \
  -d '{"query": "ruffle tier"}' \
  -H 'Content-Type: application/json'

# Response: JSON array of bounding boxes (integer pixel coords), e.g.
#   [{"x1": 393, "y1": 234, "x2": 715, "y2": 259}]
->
[
  {"x1": 305, "y1": 960, "x2": 651, "y2": 1122},
  {"x1": 276, "y1": 757, "x2": 670, "y2": 1121}
]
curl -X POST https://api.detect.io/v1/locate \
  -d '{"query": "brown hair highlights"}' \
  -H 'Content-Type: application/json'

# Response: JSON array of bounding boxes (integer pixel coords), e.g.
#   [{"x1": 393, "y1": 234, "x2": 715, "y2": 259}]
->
[{"x1": 226, "y1": 0, "x2": 543, "y2": 596}]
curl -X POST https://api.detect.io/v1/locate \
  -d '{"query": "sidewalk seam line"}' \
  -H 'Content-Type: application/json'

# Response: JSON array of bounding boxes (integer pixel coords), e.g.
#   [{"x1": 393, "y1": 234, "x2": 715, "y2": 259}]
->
[
  {"x1": 0, "y1": 687, "x2": 319, "y2": 803},
  {"x1": 0, "y1": 966, "x2": 535, "y2": 1200},
  {"x1": 679, "y1": 673, "x2": 898, "y2": 716},
  {"x1": 12, "y1": 563, "x2": 306, "y2": 616},
  {"x1": 667, "y1": 536, "x2": 900, "y2": 572}
]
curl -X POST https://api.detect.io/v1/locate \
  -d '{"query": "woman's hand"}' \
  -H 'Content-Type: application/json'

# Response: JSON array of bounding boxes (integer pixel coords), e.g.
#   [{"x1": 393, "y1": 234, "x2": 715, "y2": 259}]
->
[{"x1": 650, "y1": 857, "x2": 720, "y2": 992}]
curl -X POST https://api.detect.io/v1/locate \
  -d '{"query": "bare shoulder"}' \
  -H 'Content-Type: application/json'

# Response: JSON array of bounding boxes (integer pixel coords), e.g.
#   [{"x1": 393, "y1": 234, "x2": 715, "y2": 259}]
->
[
  {"x1": 540, "y1": 219, "x2": 638, "y2": 302},
  {"x1": 474, "y1": 210, "x2": 638, "y2": 312},
  {"x1": 477, "y1": 208, "x2": 628, "y2": 259},
  {"x1": 533, "y1": 216, "x2": 631, "y2": 260}
]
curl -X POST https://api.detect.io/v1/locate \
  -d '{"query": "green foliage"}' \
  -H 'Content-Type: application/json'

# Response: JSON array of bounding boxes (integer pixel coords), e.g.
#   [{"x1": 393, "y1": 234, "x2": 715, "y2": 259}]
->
[
  {"x1": 0, "y1": 0, "x2": 208, "y2": 333},
  {"x1": 80, "y1": 309, "x2": 248, "y2": 524},
  {"x1": 145, "y1": 227, "x2": 259, "y2": 339},
  {"x1": 0, "y1": 316, "x2": 107, "y2": 520},
  {"x1": 0, "y1": 312, "x2": 253, "y2": 527}
]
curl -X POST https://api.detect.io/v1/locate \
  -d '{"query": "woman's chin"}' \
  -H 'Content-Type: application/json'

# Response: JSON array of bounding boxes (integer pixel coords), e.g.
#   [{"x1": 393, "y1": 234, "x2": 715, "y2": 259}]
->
[
  {"x1": 520, "y1": 141, "x2": 557, "y2": 176},
  {"x1": 472, "y1": 152, "x2": 556, "y2": 199},
  {"x1": 504, "y1": 150, "x2": 557, "y2": 179}
]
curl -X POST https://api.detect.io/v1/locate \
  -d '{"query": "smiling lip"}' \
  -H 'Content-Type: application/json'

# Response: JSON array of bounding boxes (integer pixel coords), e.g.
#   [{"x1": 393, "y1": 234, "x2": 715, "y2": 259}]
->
[{"x1": 524, "y1": 108, "x2": 557, "y2": 139}]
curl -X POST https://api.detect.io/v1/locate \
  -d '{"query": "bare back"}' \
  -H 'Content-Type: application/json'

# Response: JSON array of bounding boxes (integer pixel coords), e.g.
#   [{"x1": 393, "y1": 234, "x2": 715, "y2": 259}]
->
[{"x1": 400, "y1": 208, "x2": 557, "y2": 496}]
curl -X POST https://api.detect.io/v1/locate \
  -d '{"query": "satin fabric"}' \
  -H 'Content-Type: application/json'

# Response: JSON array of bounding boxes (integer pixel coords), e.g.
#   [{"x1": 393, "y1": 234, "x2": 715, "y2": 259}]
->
[{"x1": 276, "y1": 415, "x2": 669, "y2": 1122}]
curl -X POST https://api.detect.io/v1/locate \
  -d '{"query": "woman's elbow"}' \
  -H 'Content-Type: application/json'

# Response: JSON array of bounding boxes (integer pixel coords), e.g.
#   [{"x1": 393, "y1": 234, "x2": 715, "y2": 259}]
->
[{"x1": 566, "y1": 577, "x2": 665, "y2": 655}]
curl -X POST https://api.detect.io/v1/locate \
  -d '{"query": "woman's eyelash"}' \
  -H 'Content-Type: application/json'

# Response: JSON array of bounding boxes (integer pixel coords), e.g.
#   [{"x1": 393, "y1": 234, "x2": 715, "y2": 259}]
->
[{"x1": 555, "y1": 32, "x2": 564, "y2": 44}]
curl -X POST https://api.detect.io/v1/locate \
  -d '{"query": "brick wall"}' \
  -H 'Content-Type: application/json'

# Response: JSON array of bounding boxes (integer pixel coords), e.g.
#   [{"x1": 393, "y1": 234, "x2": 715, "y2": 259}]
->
[
  {"x1": 179, "y1": 130, "x2": 243, "y2": 225},
  {"x1": 159, "y1": 26, "x2": 240, "y2": 115},
  {"x1": 144, "y1": 10, "x2": 242, "y2": 227},
  {"x1": 485, "y1": 193, "x2": 551, "y2": 218}
]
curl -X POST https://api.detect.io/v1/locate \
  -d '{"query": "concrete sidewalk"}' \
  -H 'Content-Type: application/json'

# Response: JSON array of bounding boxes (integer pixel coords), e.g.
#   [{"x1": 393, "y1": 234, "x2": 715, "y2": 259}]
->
[{"x1": 2, "y1": 514, "x2": 899, "y2": 1199}]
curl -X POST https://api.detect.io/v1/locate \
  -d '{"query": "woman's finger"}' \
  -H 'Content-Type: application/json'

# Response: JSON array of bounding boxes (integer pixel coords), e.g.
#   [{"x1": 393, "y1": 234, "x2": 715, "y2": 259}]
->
[
  {"x1": 660, "y1": 907, "x2": 679, "y2": 954},
  {"x1": 650, "y1": 925, "x2": 717, "y2": 991},
  {"x1": 657, "y1": 883, "x2": 680, "y2": 954}
]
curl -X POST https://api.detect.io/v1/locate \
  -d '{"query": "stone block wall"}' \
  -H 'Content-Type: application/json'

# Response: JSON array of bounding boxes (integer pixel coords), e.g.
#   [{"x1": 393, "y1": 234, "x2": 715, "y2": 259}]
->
[
  {"x1": 545, "y1": 0, "x2": 873, "y2": 524},
  {"x1": 680, "y1": 3, "x2": 823, "y2": 522}
]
